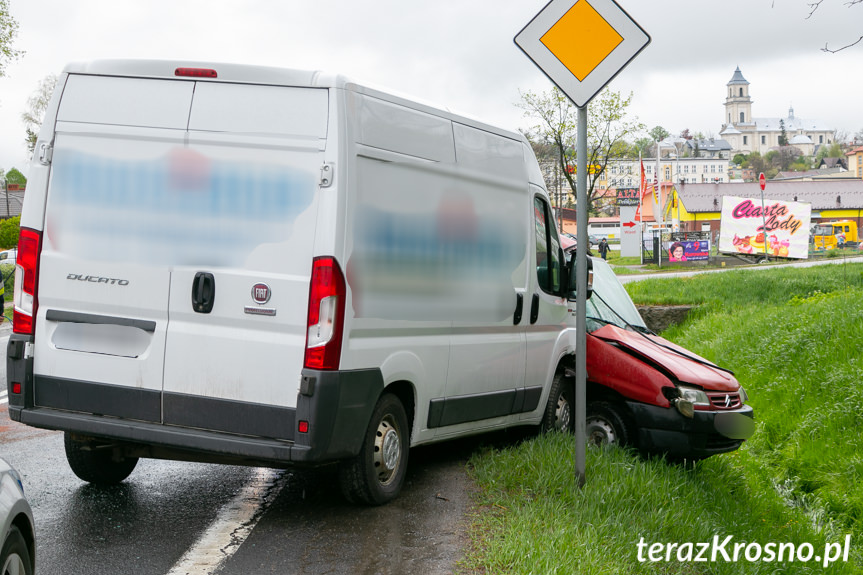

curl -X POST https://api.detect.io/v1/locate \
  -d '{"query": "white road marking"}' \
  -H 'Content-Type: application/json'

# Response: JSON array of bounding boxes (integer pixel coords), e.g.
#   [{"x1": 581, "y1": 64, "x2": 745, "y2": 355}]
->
[{"x1": 166, "y1": 468, "x2": 287, "y2": 575}]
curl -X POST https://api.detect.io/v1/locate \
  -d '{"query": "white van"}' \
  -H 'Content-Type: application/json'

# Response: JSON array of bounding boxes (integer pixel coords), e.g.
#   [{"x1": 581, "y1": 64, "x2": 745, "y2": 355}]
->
[{"x1": 7, "y1": 60, "x2": 578, "y2": 504}]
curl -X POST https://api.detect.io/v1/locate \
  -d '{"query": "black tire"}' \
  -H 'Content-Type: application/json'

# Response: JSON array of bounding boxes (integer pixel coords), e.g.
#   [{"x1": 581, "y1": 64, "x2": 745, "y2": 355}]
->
[
  {"x1": 338, "y1": 394, "x2": 410, "y2": 505},
  {"x1": 1, "y1": 525, "x2": 33, "y2": 575},
  {"x1": 585, "y1": 401, "x2": 634, "y2": 447},
  {"x1": 541, "y1": 371, "x2": 574, "y2": 433},
  {"x1": 64, "y1": 433, "x2": 138, "y2": 485}
]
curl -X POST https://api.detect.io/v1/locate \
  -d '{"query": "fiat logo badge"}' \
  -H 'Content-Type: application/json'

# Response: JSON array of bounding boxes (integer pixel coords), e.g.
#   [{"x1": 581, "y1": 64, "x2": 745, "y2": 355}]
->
[{"x1": 251, "y1": 283, "x2": 271, "y2": 305}]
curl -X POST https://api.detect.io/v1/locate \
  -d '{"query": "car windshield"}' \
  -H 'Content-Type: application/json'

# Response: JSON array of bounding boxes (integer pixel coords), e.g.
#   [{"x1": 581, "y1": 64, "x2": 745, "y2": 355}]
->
[
  {"x1": 586, "y1": 258, "x2": 648, "y2": 333},
  {"x1": 812, "y1": 225, "x2": 834, "y2": 236}
]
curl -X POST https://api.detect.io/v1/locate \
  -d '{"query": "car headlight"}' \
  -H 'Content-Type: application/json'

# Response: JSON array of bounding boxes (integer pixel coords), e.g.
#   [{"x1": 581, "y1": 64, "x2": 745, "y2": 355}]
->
[
  {"x1": 678, "y1": 385, "x2": 709, "y2": 405},
  {"x1": 674, "y1": 385, "x2": 709, "y2": 419},
  {"x1": 738, "y1": 386, "x2": 749, "y2": 404}
]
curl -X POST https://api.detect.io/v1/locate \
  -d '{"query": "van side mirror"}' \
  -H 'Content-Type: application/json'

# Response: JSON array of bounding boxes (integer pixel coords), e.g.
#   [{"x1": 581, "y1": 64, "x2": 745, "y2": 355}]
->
[{"x1": 566, "y1": 251, "x2": 593, "y2": 301}]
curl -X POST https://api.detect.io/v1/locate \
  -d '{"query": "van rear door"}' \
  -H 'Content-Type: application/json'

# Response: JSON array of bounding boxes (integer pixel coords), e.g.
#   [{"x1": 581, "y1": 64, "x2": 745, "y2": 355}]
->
[
  {"x1": 160, "y1": 82, "x2": 327, "y2": 440},
  {"x1": 34, "y1": 74, "x2": 194, "y2": 422},
  {"x1": 35, "y1": 74, "x2": 328, "y2": 438}
]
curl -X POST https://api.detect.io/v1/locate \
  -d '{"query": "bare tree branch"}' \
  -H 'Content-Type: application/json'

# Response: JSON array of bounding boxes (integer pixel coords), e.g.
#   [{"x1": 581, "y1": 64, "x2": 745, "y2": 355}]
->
[
  {"x1": 822, "y1": 34, "x2": 863, "y2": 52},
  {"x1": 806, "y1": 0, "x2": 824, "y2": 18}
]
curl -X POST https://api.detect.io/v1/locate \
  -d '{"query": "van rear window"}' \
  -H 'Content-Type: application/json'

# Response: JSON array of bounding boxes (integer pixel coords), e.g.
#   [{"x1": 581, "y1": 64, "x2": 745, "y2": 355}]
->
[
  {"x1": 57, "y1": 75, "x2": 194, "y2": 129},
  {"x1": 188, "y1": 83, "x2": 328, "y2": 138}
]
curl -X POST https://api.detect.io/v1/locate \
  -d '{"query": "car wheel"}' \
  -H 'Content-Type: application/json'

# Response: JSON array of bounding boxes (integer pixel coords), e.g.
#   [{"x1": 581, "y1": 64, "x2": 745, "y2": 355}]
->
[
  {"x1": 64, "y1": 433, "x2": 138, "y2": 485},
  {"x1": 541, "y1": 371, "x2": 574, "y2": 433},
  {"x1": 338, "y1": 393, "x2": 410, "y2": 505},
  {"x1": 1, "y1": 525, "x2": 33, "y2": 575},
  {"x1": 585, "y1": 402, "x2": 634, "y2": 447}
]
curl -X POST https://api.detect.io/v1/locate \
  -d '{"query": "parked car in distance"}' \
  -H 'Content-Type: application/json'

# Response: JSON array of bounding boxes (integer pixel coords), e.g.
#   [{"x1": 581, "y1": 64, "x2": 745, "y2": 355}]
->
[
  {"x1": 563, "y1": 257, "x2": 754, "y2": 460},
  {"x1": 0, "y1": 249, "x2": 15, "y2": 266},
  {"x1": 0, "y1": 457, "x2": 36, "y2": 575}
]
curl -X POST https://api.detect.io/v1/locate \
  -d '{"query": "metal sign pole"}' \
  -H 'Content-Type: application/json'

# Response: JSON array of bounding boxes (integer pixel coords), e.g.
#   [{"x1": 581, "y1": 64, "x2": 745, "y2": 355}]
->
[{"x1": 575, "y1": 105, "x2": 588, "y2": 487}]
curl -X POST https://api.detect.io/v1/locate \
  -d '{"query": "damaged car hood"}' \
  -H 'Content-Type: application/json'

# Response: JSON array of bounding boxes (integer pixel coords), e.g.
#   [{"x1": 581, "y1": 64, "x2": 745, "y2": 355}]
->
[{"x1": 591, "y1": 324, "x2": 740, "y2": 391}]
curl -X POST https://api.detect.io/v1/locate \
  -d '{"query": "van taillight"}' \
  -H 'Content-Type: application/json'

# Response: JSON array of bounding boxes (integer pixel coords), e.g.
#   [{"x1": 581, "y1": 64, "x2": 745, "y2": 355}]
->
[
  {"x1": 13, "y1": 227, "x2": 42, "y2": 335},
  {"x1": 303, "y1": 257, "x2": 346, "y2": 371}
]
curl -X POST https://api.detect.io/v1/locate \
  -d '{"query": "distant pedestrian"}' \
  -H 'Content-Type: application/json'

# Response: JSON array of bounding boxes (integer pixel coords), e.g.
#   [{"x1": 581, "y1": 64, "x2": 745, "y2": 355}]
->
[{"x1": 598, "y1": 238, "x2": 609, "y2": 260}]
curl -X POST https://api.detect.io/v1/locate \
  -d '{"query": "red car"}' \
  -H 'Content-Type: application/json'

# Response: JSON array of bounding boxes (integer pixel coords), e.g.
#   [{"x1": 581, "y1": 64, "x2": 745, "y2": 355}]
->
[{"x1": 557, "y1": 258, "x2": 754, "y2": 459}]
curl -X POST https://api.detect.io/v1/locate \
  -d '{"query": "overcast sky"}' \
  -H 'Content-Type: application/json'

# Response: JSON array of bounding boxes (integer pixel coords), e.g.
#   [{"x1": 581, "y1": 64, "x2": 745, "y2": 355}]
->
[{"x1": 1, "y1": 1, "x2": 861, "y2": 174}]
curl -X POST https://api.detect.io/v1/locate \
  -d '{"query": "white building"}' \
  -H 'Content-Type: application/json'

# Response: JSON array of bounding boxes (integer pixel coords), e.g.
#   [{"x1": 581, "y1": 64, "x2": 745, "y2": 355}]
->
[{"x1": 719, "y1": 67, "x2": 834, "y2": 156}]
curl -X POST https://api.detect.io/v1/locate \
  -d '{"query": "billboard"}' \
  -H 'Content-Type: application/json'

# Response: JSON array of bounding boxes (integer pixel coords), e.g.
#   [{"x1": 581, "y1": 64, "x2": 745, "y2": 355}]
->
[
  {"x1": 616, "y1": 188, "x2": 639, "y2": 206},
  {"x1": 667, "y1": 240, "x2": 709, "y2": 262},
  {"x1": 718, "y1": 196, "x2": 811, "y2": 259}
]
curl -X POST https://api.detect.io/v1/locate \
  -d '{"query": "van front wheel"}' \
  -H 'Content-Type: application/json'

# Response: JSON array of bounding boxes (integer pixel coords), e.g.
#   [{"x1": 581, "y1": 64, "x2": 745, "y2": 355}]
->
[
  {"x1": 64, "y1": 433, "x2": 139, "y2": 484},
  {"x1": 338, "y1": 393, "x2": 409, "y2": 505},
  {"x1": 541, "y1": 372, "x2": 574, "y2": 433}
]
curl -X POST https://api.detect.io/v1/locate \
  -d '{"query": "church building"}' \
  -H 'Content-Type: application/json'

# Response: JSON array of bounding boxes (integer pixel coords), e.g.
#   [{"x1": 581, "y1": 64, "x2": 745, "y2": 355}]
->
[{"x1": 719, "y1": 67, "x2": 834, "y2": 157}]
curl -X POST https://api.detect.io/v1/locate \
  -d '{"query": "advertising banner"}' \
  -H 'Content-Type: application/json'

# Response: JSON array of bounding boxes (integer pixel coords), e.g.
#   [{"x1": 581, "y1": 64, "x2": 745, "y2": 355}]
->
[
  {"x1": 667, "y1": 240, "x2": 709, "y2": 262},
  {"x1": 718, "y1": 196, "x2": 811, "y2": 259},
  {"x1": 616, "y1": 188, "x2": 639, "y2": 206}
]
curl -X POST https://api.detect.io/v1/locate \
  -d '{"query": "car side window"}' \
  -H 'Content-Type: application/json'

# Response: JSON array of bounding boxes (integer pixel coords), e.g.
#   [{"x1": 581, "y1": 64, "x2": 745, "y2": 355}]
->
[{"x1": 534, "y1": 197, "x2": 562, "y2": 294}]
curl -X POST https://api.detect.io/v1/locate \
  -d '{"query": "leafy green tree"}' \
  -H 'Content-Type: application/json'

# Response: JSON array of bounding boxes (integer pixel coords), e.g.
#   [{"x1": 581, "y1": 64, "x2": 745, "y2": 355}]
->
[
  {"x1": 0, "y1": 215, "x2": 19, "y2": 249},
  {"x1": 519, "y1": 87, "x2": 644, "y2": 215},
  {"x1": 815, "y1": 142, "x2": 842, "y2": 163},
  {"x1": 2, "y1": 167, "x2": 25, "y2": 186},
  {"x1": 0, "y1": 0, "x2": 22, "y2": 80},
  {"x1": 632, "y1": 137, "x2": 653, "y2": 159},
  {"x1": 648, "y1": 125, "x2": 670, "y2": 142},
  {"x1": 744, "y1": 151, "x2": 768, "y2": 174},
  {"x1": 733, "y1": 153, "x2": 747, "y2": 166}
]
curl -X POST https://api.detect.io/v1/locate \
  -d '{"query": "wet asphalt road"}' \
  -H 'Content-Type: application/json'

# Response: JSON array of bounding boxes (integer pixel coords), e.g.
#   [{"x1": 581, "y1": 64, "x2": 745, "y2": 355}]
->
[{"x1": 0, "y1": 328, "x2": 482, "y2": 575}]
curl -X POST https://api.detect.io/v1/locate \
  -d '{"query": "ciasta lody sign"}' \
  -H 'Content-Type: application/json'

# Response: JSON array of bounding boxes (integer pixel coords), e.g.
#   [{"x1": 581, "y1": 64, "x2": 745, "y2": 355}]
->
[{"x1": 718, "y1": 196, "x2": 812, "y2": 259}]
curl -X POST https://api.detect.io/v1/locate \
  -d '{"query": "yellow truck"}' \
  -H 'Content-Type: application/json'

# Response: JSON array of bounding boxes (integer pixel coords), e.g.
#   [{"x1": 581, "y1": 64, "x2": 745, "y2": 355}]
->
[{"x1": 812, "y1": 220, "x2": 858, "y2": 250}]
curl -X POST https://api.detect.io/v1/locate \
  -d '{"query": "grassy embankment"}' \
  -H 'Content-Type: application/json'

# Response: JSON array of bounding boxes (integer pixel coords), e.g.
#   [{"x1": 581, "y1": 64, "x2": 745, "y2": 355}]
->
[{"x1": 460, "y1": 262, "x2": 863, "y2": 574}]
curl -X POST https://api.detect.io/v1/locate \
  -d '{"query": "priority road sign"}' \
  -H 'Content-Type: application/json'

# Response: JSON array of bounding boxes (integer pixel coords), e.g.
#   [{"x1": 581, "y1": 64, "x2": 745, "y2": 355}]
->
[{"x1": 515, "y1": 0, "x2": 650, "y2": 108}]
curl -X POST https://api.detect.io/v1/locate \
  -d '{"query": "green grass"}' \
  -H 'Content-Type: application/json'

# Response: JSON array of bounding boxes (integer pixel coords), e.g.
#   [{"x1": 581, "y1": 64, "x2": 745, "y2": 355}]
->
[{"x1": 461, "y1": 262, "x2": 863, "y2": 574}]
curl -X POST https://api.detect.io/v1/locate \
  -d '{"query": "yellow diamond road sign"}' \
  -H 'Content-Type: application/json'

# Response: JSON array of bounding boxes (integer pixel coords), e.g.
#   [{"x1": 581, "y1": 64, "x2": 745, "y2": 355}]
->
[{"x1": 516, "y1": 0, "x2": 650, "y2": 107}]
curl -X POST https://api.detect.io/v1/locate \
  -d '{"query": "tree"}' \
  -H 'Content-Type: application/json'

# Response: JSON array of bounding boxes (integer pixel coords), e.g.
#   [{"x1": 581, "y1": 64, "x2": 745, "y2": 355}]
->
[
  {"x1": 23, "y1": 74, "x2": 58, "y2": 153},
  {"x1": 633, "y1": 137, "x2": 653, "y2": 158},
  {"x1": 766, "y1": 146, "x2": 802, "y2": 172},
  {"x1": 648, "y1": 125, "x2": 670, "y2": 143},
  {"x1": 0, "y1": 0, "x2": 22, "y2": 80},
  {"x1": 679, "y1": 128, "x2": 693, "y2": 140},
  {"x1": 803, "y1": 0, "x2": 863, "y2": 52},
  {"x1": 519, "y1": 87, "x2": 644, "y2": 215},
  {"x1": 732, "y1": 153, "x2": 747, "y2": 166},
  {"x1": 0, "y1": 215, "x2": 18, "y2": 249},
  {"x1": 2, "y1": 167, "x2": 25, "y2": 185},
  {"x1": 778, "y1": 119, "x2": 789, "y2": 147},
  {"x1": 815, "y1": 142, "x2": 842, "y2": 163}
]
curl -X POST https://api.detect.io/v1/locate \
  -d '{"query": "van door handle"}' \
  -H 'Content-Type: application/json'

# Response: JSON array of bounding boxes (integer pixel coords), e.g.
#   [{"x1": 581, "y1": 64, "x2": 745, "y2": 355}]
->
[
  {"x1": 513, "y1": 293, "x2": 524, "y2": 325},
  {"x1": 530, "y1": 293, "x2": 540, "y2": 325},
  {"x1": 192, "y1": 272, "x2": 216, "y2": 314}
]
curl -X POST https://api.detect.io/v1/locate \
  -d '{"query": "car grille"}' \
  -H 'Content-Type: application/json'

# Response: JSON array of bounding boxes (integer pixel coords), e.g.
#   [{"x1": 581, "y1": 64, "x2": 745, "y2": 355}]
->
[{"x1": 706, "y1": 392, "x2": 742, "y2": 410}]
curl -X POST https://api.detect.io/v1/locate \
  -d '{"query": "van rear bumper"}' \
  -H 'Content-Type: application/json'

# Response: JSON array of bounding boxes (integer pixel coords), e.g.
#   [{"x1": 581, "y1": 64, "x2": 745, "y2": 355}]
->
[{"x1": 7, "y1": 333, "x2": 383, "y2": 466}]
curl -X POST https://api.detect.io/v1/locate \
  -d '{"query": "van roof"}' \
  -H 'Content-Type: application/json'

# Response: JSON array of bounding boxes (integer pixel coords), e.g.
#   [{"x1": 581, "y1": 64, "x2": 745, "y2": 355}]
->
[{"x1": 62, "y1": 59, "x2": 524, "y2": 142}]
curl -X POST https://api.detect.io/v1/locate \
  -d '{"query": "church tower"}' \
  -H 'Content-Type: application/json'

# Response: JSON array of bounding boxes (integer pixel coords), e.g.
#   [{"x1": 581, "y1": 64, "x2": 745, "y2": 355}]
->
[{"x1": 724, "y1": 67, "x2": 753, "y2": 128}]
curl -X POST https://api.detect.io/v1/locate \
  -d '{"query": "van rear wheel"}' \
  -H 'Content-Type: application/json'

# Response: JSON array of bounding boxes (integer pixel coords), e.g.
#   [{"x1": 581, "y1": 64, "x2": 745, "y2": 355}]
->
[
  {"x1": 64, "y1": 433, "x2": 138, "y2": 484},
  {"x1": 338, "y1": 393, "x2": 409, "y2": 505}
]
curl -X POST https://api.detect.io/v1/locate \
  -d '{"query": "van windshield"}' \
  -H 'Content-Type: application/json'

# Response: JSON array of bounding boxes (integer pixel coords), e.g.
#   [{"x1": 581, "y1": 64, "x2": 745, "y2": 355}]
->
[
  {"x1": 812, "y1": 225, "x2": 834, "y2": 236},
  {"x1": 586, "y1": 258, "x2": 648, "y2": 333}
]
